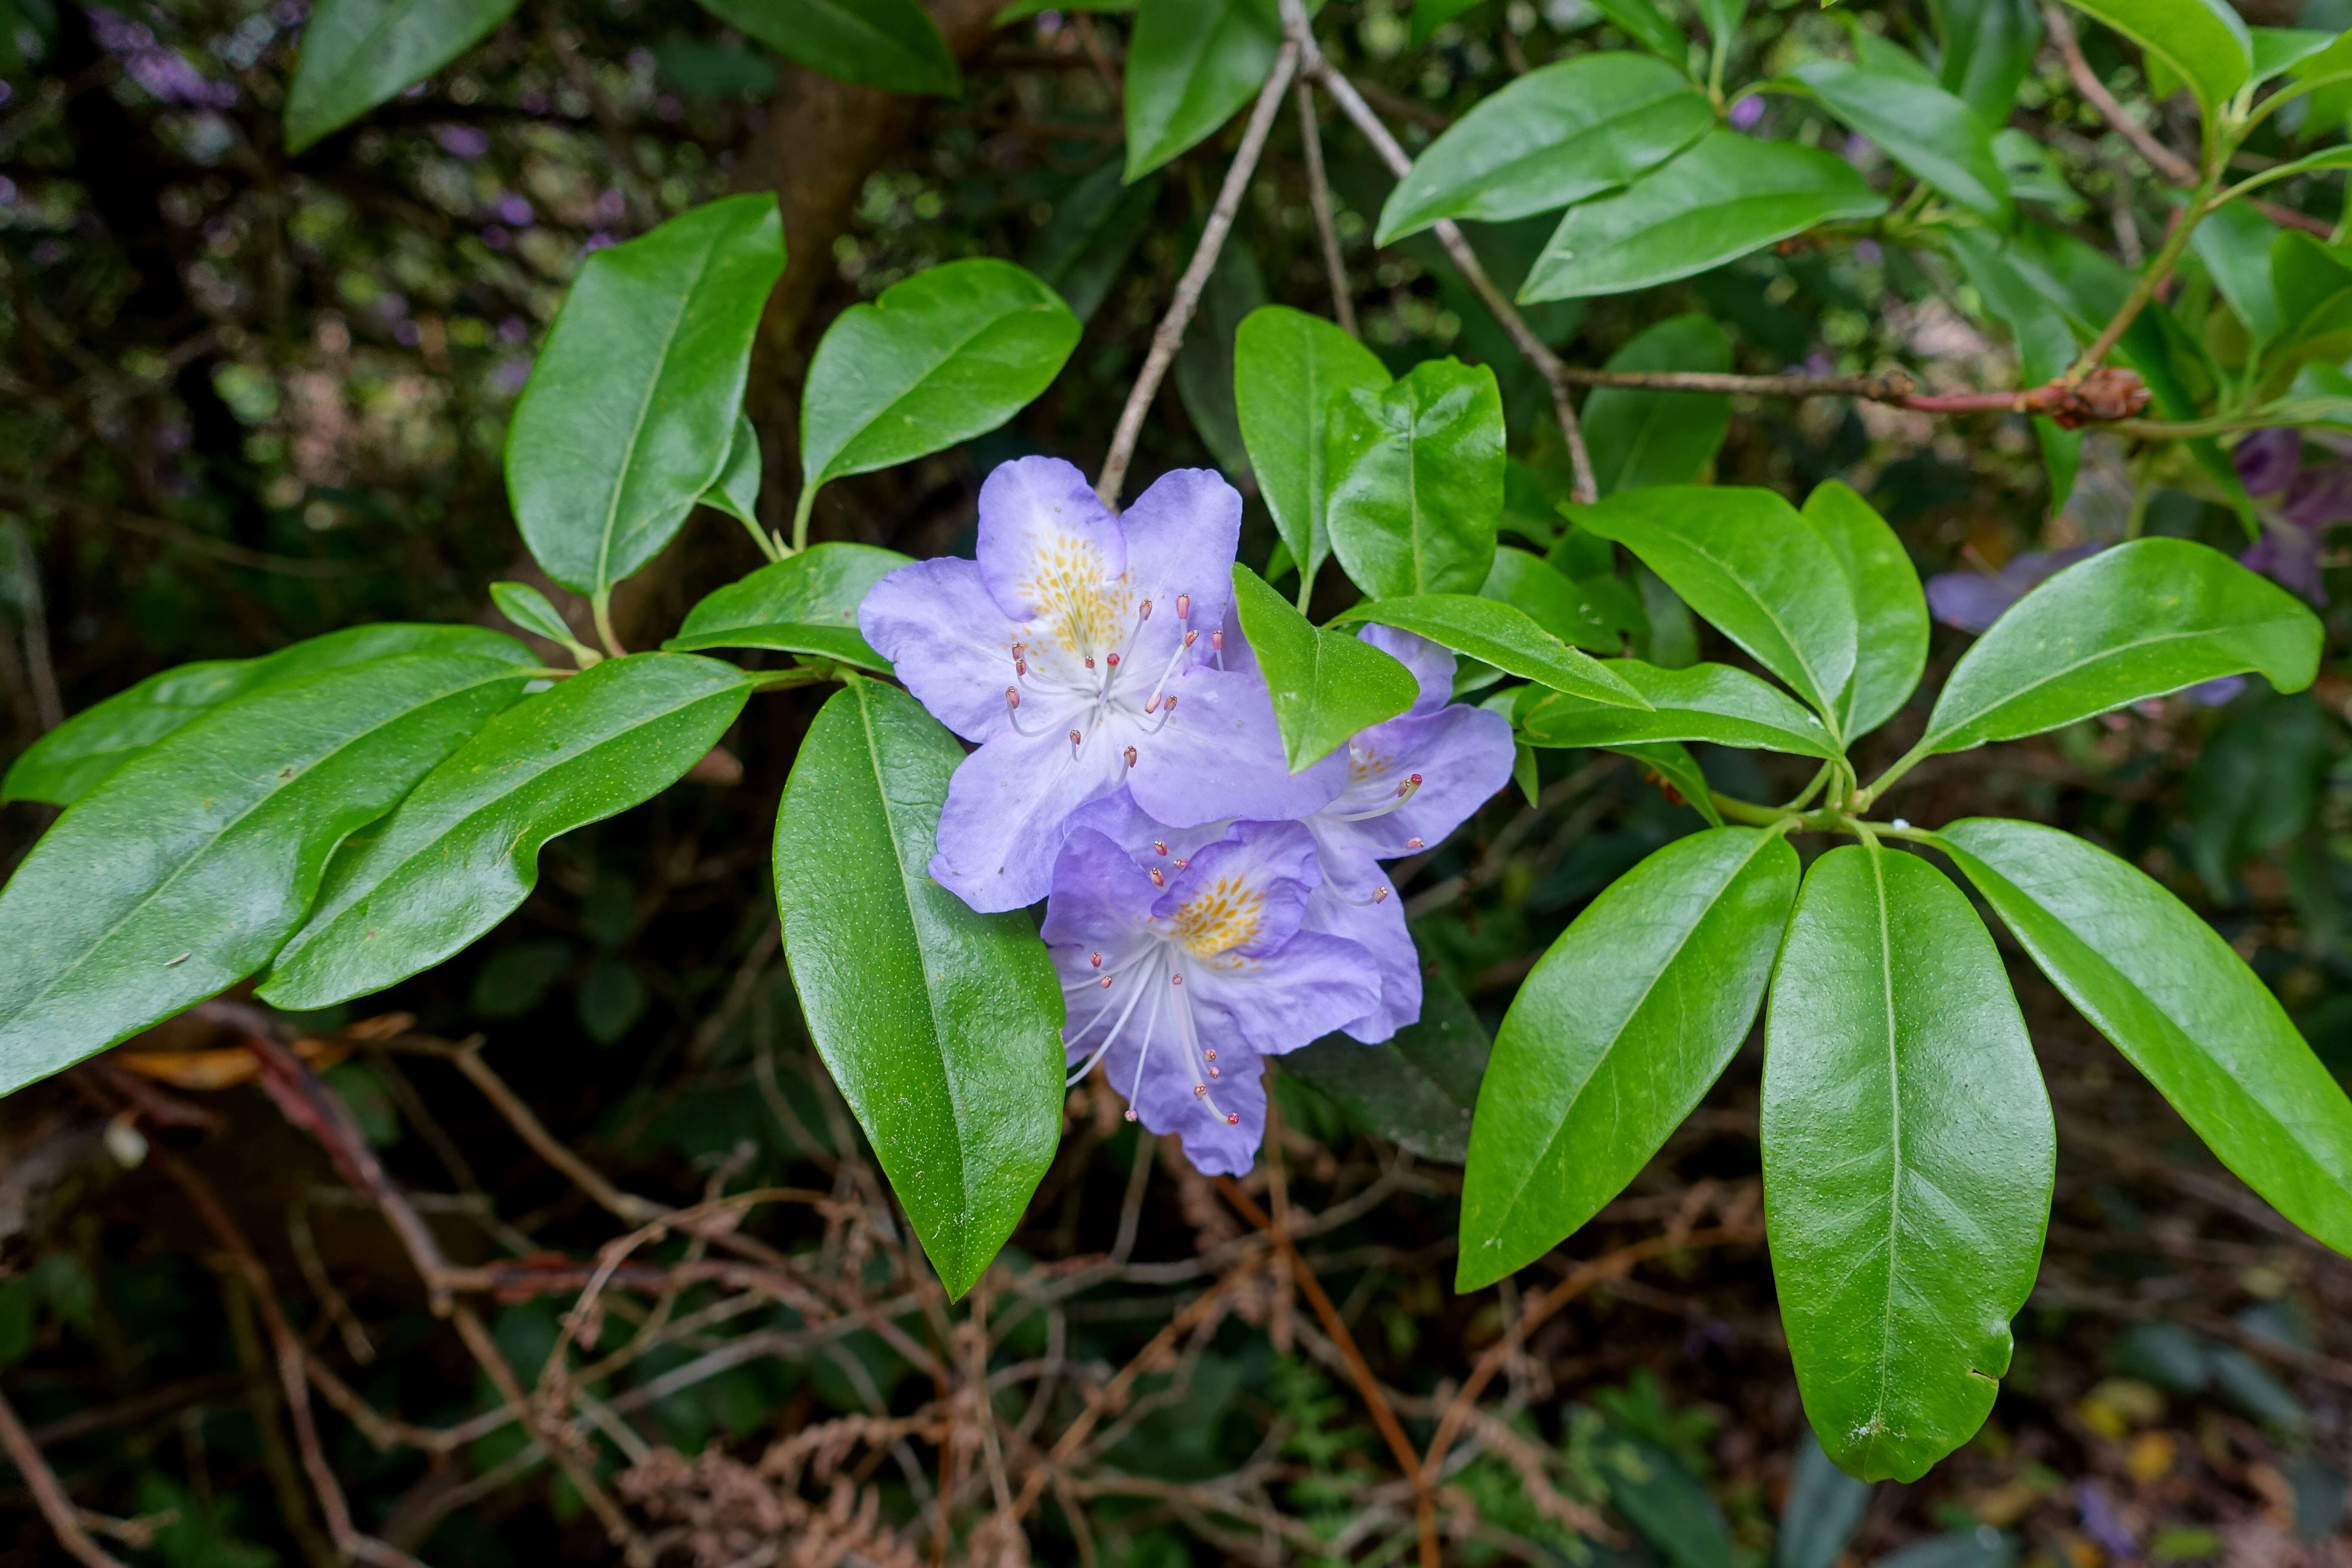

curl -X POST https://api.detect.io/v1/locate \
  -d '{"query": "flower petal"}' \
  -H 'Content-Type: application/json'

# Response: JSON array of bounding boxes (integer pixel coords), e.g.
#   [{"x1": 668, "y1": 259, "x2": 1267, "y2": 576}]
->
[
  {"x1": 1302, "y1": 860, "x2": 1420, "y2": 1044},
  {"x1": 1319, "y1": 704, "x2": 1514, "y2": 860},
  {"x1": 975, "y1": 456, "x2": 1132, "y2": 672},
  {"x1": 929, "y1": 725, "x2": 1129, "y2": 912},
  {"x1": 1186, "y1": 929, "x2": 1381, "y2": 1060},
  {"x1": 1359, "y1": 623, "x2": 1455, "y2": 713},
  {"x1": 1128, "y1": 664, "x2": 1347, "y2": 826},
  {"x1": 858, "y1": 557, "x2": 1028, "y2": 742},
  {"x1": 1122, "y1": 1029, "x2": 1268, "y2": 1178},
  {"x1": 1151, "y1": 821, "x2": 1321, "y2": 959},
  {"x1": 1120, "y1": 468, "x2": 1243, "y2": 674}
]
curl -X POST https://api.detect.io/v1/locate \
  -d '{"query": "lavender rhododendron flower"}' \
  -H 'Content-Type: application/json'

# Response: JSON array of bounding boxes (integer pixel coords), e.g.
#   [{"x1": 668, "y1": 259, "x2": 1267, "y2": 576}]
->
[
  {"x1": 861, "y1": 456, "x2": 1339, "y2": 912},
  {"x1": 2242, "y1": 519, "x2": 2326, "y2": 605},
  {"x1": 1045, "y1": 822, "x2": 1378, "y2": 1175},
  {"x1": 2234, "y1": 427, "x2": 2301, "y2": 496}
]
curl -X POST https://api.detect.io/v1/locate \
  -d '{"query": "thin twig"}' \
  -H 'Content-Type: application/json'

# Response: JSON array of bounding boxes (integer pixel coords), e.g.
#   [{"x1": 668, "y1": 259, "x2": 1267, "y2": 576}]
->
[
  {"x1": 0, "y1": 1386, "x2": 131, "y2": 1568},
  {"x1": 1096, "y1": 42, "x2": 1300, "y2": 506},
  {"x1": 1216, "y1": 1177, "x2": 1439, "y2": 1568},
  {"x1": 2043, "y1": 3, "x2": 2195, "y2": 185},
  {"x1": 1294, "y1": 80, "x2": 1357, "y2": 338}
]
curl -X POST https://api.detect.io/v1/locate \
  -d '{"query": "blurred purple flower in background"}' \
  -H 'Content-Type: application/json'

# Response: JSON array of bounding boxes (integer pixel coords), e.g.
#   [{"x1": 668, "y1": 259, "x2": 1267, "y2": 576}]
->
[
  {"x1": 493, "y1": 193, "x2": 533, "y2": 227},
  {"x1": 2234, "y1": 427, "x2": 2301, "y2": 496},
  {"x1": 1924, "y1": 543, "x2": 2103, "y2": 633},
  {"x1": 1728, "y1": 95, "x2": 1764, "y2": 130},
  {"x1": 88, "y1": 9, "x2": 237, "y2": 107},
  {"x1": 436, "y1": 125, "x2": 490, "y2": 159},
  {"x1": 2242, "y1": 520, "x2": 2326, "y2": 604}
]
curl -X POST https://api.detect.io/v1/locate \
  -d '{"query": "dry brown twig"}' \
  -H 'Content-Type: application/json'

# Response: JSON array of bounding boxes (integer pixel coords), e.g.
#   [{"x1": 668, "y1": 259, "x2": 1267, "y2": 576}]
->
[{"x1": 0, "y1": 1384, "x2": 131, "y2": 1568}]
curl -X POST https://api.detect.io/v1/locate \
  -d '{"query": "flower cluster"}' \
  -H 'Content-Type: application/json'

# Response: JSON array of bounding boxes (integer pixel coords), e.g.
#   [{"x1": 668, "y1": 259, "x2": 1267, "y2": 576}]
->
[{"x1": 861, "y1": 457, "x2": 1514, "y2": 1174}]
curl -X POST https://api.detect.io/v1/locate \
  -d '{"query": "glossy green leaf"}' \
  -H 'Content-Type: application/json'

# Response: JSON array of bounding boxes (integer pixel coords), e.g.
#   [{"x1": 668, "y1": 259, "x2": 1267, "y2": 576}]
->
[
  {"x1": 2249, "y1": 24, "x2": 2333, "y2": 81},
  {"x1": 1124, "y1": 0, "x2": 1280, "y2": 181},
  {"x1": 1695, "y1": 0, "x2": 1741, "y2": 48},
  {"x1": 1284, "y1": 969, "x2": 1490, "y2": 1162},
  {"x1": 692, "y1": 0, "x2": 959, "y2": 96},
  {"x1": 1763, "y1": 843, "x2": 2053, "y2": 1482},
  {"x1": 2191, "y1": 202, "x2": 2284, "y2": 354},
  {"x1": 664, "y1": 543, "x2": 910, "y2": 673},
  {"x1": 1521, "y1": 132, "x2": 1887, "y2": 302},
  {"x1": 1481, "y1": 546, "x2": 1621, "y2": 654},
  {"x1": 1777, "y1": 1432, "x2": 1873, "y2": 1568},
  {"x1": 261, "y1": 655, "x2": 753, "y2": 1008},
  {"x1": 1375, "y1": 55, "x2": 1712, "y2": 244},
  {"x1": 1460, "y1": 825, "x2": 1797, "y2": 1289},
  {"x1": 1784, "y1": 57, "x2": 2010, "y2": 221},
  {"x1": 1568, "y1": 486, "x2": 1858, "y2": 729},
  {"x1": 1609, "y1": 741, "x2": 1723, "y2": 827},
  {"x1": 2, "y1": 625, "x2": 530, "y2": 808},
  {"x1": 1235, "y1": 306, "x2": 1393, "y2": 589},
  {"x1": 0, "y1": 637, "x2": 535, "y2": 1093},
  {"x1": 800, "y1": 259, "x2": 1080, "y2": 493},
  {"x1": 1338, "y1": 594, "x2": 1649, "y2": 710},
  {"x1": 1326, "y1": 358, "x2": 1504, "y2": 600},
  {"x1": 1918, "y1": 538, "x2": 2321, "y2": 756},
  {"x1": 1931, "y1": 0, "x2": 2041, "y2": 123},
  {"x1": 506, "y1": 195, "x2": 786, "y2": 598},
  {"x1": 1581, "y1": 314, "x2": 1731, "y2": 496},
  {"x1": 1801, "y1": 481, "x2": 1924, "y2": 739},
  {"x1": 773, "y1": 680, "x2": 1065, "y2": 1298},
  {"x1": 2059, "y1": 0, "x2": 2250, "y2": 116},
  {"x1": 1582, "y1": 0, "x2": 1687, "y2": 63},
  {"x1": 285, "y1": 0, "x2": 519, "y2": 152},
  {"x1": 1231, "y1": 564, "x2": 1417, "y2": 772},
  {"x1": 1025, "y1": 162, "x2": 1163, "y2": 324},
  {"x1": 489, "y1": 582, "x2": 599, "y2": 668},
  {"x1": 1517, "y1": 659, "x2": 1839, "y2": 757},
  {"x1": 702, "y1": 414, "x2": 763, "y2": 528},
  {"x1": 1936, "y1": 818, "x2": 2352, "y2": 1255}
]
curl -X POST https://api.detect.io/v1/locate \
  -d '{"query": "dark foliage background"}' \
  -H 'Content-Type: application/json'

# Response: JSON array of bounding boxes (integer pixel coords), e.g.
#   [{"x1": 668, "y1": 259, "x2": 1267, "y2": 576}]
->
[{"x1": 3, "y1": 0, "x2": 2352, "y2": 1562}]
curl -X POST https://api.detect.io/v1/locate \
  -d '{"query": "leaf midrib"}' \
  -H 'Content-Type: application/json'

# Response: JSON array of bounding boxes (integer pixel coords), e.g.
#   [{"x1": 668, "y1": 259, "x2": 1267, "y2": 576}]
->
[
  {"x1": 1863, "y1": 840, "x2": 1906, "y2": 1472},
  {"x1": 592, "y1": 234, "x2": 725, "y2": 596},
  {"x1": 0, "y1": 660, "x2": 522, "y2": 1029},
  {"x1": 1652, "y1": 531, "x2": 1842, "y2": 721}
]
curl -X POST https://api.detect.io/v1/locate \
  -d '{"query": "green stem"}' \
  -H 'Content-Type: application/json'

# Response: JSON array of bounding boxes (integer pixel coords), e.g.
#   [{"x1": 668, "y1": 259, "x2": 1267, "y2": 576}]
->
[
  {"x1": 1782, "y1": 762, "x2": 1834, "y2": 812},
  {"x1": 1861, "y1": 738, "x2": 1933, "y2": 804},
  {"x1": 736, "y1": 511, "x2": 785, "y2": 564},
  {"x1": 749, "y1": 666, "x2": 834, "y2": 692},
  {"x1": 2064, "y1": 174, "x2": 2218, "y2": 385},
  {"x1": 1295, "y1": 558, "x2": 1320, "y2": 615},
  {"x1": 790, "y1": 484, "x2": 819, "y2": 554},
  {"x1": 591, "y1": 591, "x2": 626, "y2": 659}
]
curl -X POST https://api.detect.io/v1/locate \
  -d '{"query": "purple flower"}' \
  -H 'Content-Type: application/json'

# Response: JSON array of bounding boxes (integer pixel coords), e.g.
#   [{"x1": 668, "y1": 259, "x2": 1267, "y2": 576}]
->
[
  {"x1": 1046, "y1": 821, "x2": 1378, "y2": 1175},
  {"x1": 2241, "y1": 520, "x2": 2326, "y2": 604},
  {"x1": 2074, "y1": 1481, "x2": 2136, "y2": 1560},
  {"x1": 861, "y1": 456, "x2": 1341, "y2": 913},
  {"x1": 2279, "y1": 461, "x2": 2352, "y2": 529},
  {"x1": 2233, "y1": 428, "x2": 2301, "y2": 497},
  {"x1": 2187, "y1": 675, "x2": 2247, "y2": 706},
  {"x1": 494, "y1": 193, "x2": 534, "y2": 227},
  {"x1": 1924, "y1": 542, "x2": 2103, "y2": 633},
  {"x1": 436, "y1": 124, "x2": 489, "y2": 159},
  {"x1": 1728, "y1": 95, "x2": 1764, "y2": 131}
]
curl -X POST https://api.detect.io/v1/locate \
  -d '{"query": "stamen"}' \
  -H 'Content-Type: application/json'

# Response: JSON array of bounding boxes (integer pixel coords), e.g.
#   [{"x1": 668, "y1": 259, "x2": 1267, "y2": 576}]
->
[
  {"x1": 1067, "y1": 956, "x2": 1162, "y2": 1088},
  {"x1": 1084, "y1": 657, "x2": 1095, "y2": 670},
  {"x1": 1173, "y1": 858, "x2": 1188, "y2": 870},
  {"x1": 1142, "y1": 694, "x2": 1179, "y2": 734},
  {"x1": 1170, "y1": 973, "x2": 1183, "y2": 986},
  {"x1": 1068, "y1": 729, "x2": 1083, "y2": 755},
  {"x1": 1004, "y1": 688, "x2": 1045, "y2": 736},
  {"x1": 1183, "y1": 628, "x2": 1198, "y2": 648},
  {"x1": 1209, "y1": 1066, "x2": 1219, "y2": 1078},
  {"x1": 1211, "y1": 631, "x2": 1223, "y2": 652},
  {"x1": 1148, "y1": 868, "x2": 1165, "y2": 888},
  {"x1": 1374, "y1": 886, "x2": 1390, "y2": 903},
  {"x1": 1226, "y1": 1113, "x2": 1240, "y2": 1125},
  {"x1": 1153, "y1": 841, "x2": 1168, "y2": 856},
  {"x1": 1091, "y1": 952, "x2": 1103, "y2": 967},
  {"x1": 1106, "y1": 652, "x2": 1120, "y2": 668},
  {"x1": 1138, "y1": 600, "x2": 1153, "y2": 621},
  {"x1": 1325, "y1": 773, "x2": 1424, "y2": 822},
  {"x1": 1407, "y1": 837, "x2": 1424, "y2": 849},
  {"x1": 1176, "y1": 594, "x2": 1190, "y2": 620},
  {"x1": 1125, "y1": 1110, "x2": 1136, "y2": 1121},
  {"x1": 1204, "y1": 1049, "x2": 1216, "y2": 1060},
  {"x1": 1124, "y1": 746, "x2": 1136, "y2": 768},
  {"x1": 1193, "y1": 1084, "x2": 1206, "y2": 1097}
]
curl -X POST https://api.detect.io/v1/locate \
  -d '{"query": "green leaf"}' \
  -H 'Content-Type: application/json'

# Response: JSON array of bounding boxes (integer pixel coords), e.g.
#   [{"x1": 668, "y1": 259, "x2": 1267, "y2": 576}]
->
[
  {"x1": 260, "y1": 655, "x2": 753, "y2": 1008},
  {"x1": 1945, "y1": 230, "x2": 2081, "y2": 506},
  {"x1": 2262, "y1": 233, "x2": 2352, "y2": 388},
  {"x1": 2250, "y1": 26, "x2": 2337, "y2": 83},
  {"x1": 692, "y1": 0, "x2": 959, "y2": 95},
  {"x1": 1, "y1": 625, "x2": 532, "y2": 808},
  {"x1": 1230, "y1": 564, "x2": 1418, "y2": 772},
  {"x1": 774, "y1": 680, "x2": 1065, "y2": 1298},
  {"x1": 284, "y1": 0, "x2": 520, "y2": 151},
  {"x1": 1585, "y1": 0, "x2": 1690, "y2": 61},
  {"x1": 1777, "y1": 1432, "x2": 1874, "y2": 1568},
  {"x1": 489, "y1": 582, "x2": 598, "y2": 666},
  {"x1": 702, "y1": 414, "x2": 763, "y2": 529},
  {"x1": 1935, "y1": 818, "x2": 2352, "y2": 1255},
  {"x1": 1375, "y1": 55, "x2": 1712, "y2": 244},
  {"x1": 1326, "y1": 358, "x2": 1505, "y2": 600},
  {"x1": 2191, "y1": 202, "x2": 2285, "y2": 354},
  {"x1": 1763, "y1": 842, "x2": 2053, "y2": 1482},
  {"x1": 506, "y1": 195, "x2": 786, "y2": 599},
  {"x1": 1609, "y1": 741, "x2": 1723, "y2": 827},
  {"x1": 1481, "y1": 546, "x2": 1622, "y2": 653},
  {"x1": 1517, "y1": 659, "x2": 1840, "y2": 757},
  {"x1": 1460, "y1": 825, "x2": 1797, "y2": 1289},
  {"x1": 1521, "y1": 131, "x2": 1887, "y2": 302},
  {"x1": 1931, "y1": 0, "x2": 2042, "y2": 123},
  {"x1": 1784, "y1": 57, "x2": 2011, "y2": 221},
  {"x1": 2058, "y1": 0, "x2": 2251, "y2": 116},
  {"x1": 1026, "y1": 161, "x2": 1163, "y2": 324},
  {"x1": 1123, "y1": 0, "x2": 1280, "y2": 181},
  {"x1": 1581, "y1": 313, "x2": 1732, "y2": 496},
  {"x1": 0, "y1": 638, "x2": 535, "y2": 1093},
  {"x1": 664, "y1": 543, "x2": 910, "y2": 673},
  {"x1": 800, "y1": 259, "x2": 1081, "y2": 493},
  {"x1": 1568, "y1": 486, "x2": 1858, "y2": 729},
  {"x1": 1695, "y1": 0, "x2": 1742, "y2": 49},
  {"x1": 1917, "y1": 538, "x2": 2321, "y2": 756},
  {"x1": 1338, "y1": 594, "x2": 1650, "y2": 710},
  {"x1": 1283, "y1": 968, "x2": 1490, "y2": 1162},
  {"x1": 1801, "y1": 481, "x2": 1925, "y2": 739},
  {"x1": 1409, "y1": 0, "x2": 1487, "y2": 44},
  {"x1": 1236, "y1": 306, "x2": 1394, "y2": 589}
]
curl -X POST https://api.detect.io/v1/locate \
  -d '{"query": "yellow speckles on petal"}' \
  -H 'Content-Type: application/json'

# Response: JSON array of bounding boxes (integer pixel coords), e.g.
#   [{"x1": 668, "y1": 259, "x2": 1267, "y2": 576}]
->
[
  {"x1": 1348, "y1": 742, "x2": 1395, "y2": 787},
  {"x1": 1017, "y1": 533, "x2": 1131, "y2": 660},
  {"x1": 1171, "y1": 876, "x2": 1265, "y2": 961}
]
